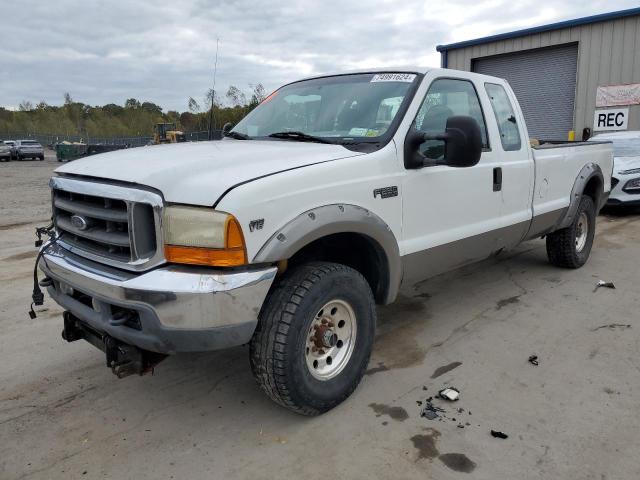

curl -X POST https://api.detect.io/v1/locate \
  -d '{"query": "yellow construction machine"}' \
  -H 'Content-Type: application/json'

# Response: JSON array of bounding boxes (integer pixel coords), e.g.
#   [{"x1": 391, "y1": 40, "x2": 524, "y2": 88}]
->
[{"x1": 153, "y1": 123, "x2": 187, "y2": 144}]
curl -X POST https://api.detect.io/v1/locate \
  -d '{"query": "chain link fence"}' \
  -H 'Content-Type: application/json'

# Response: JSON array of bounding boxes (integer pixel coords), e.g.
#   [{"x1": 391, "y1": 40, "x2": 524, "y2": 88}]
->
[{"x1": 0, "y1": 130, "x2": 223, "y2": 148}]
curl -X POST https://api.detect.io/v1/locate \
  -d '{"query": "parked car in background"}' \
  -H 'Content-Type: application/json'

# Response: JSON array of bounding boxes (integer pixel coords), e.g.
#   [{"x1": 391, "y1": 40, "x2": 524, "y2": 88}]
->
[
  {"x1": 0, "y1": 141, "x2": 12, "y2": 161},
  {"x1": 15, "y1": 140, "x2": 45, "y2": 160},
  {"x1": 3, "y1": 140, "x2": 17, "y2": 160},
  {"x1": 590, "y1": 131, "x2": 640, "y2": 207}
]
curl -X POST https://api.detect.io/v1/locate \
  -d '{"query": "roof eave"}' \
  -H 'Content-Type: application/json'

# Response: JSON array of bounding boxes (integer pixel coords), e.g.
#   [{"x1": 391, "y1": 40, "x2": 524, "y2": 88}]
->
[{"x1": 437, "y1": 6, "x2": 640, "y2": 52}]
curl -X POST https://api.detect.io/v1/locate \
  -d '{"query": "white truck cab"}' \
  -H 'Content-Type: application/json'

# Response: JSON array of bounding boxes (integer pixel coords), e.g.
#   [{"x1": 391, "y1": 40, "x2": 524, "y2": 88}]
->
[{"x1": 38, "y1": 68, "x2": 613, "y2": 415}]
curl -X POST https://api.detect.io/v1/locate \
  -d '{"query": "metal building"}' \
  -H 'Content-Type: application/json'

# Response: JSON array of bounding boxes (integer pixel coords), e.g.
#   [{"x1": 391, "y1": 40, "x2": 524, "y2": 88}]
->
[{"x1": 437, "y1": 7, "x2": 640, "y2": 140}]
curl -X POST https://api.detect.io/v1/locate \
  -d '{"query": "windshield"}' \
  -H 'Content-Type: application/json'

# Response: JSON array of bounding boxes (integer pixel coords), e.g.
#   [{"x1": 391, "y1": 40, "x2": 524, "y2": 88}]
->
[
  {"x1": 232, "y1": 73, "x2": 420, "y2": 144},
  {"x1": 22, "y1": 141, "x2": 39, "y2": 146}
]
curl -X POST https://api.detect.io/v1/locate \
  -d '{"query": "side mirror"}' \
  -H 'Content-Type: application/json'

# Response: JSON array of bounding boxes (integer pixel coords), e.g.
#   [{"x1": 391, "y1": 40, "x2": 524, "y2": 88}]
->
[
  {"x1": 222, "y1": 122, "x2": 234, "y2": 134},
  {"x1": 404, "y1": 115, "x2": 483, "y2": 169}
]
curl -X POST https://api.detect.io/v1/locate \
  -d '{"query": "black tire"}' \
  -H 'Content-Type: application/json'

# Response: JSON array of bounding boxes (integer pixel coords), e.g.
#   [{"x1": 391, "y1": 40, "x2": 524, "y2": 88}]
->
[
  {"x1": 39, "y1": 155, "x2": 44, "y2": 161},
  {"x1": 546, "y1": 195, "x2": 596, "y2": 268},
  {"x1": 250, "y1": 262, "x2": 376, "y2": 415}
]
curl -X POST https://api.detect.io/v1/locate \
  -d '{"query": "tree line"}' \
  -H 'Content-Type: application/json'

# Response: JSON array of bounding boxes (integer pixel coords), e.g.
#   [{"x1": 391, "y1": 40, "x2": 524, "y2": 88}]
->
[{"x1": 0, "y1": 84, "x2": 266, "y2": 138}]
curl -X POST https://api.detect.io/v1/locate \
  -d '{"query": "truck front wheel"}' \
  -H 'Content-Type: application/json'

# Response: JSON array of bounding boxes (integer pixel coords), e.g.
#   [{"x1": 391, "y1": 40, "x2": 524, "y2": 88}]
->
[
  {"x1": 250, "y1": 262, "x2": 376, "y2": 415},
  {"x1": 546, "y1": 195, "x2": 596, "y2": 268}
]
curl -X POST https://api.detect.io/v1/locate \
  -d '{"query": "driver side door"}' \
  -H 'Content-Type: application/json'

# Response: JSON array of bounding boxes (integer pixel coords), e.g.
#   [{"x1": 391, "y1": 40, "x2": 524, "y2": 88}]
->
[{"x1": 400, "y1": 76, "x2": 503, "y2": 285}]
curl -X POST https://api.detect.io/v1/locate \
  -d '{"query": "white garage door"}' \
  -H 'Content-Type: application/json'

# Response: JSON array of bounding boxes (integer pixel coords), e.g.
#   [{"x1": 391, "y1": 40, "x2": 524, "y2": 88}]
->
[{"x1": 472, "y1": 43, "x2": 578, "y2": 140}]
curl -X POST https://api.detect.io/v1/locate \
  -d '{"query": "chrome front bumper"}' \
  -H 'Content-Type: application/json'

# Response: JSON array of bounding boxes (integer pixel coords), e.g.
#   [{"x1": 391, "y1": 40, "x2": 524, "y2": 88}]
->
[{"x1": 39, "y1": 244, "x2": 277, "y2": 354}]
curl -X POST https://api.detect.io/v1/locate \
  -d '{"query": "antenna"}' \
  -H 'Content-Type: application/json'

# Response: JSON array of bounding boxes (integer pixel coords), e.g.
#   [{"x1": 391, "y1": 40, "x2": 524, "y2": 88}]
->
[{"x1": 208, "y1": 38, "x2": 220, "y2": 141}]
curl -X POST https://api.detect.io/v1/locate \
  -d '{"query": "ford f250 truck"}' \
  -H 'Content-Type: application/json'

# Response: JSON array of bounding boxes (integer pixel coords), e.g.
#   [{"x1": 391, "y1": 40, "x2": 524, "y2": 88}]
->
[{"x1": 36, "y1": 68, "x2": 613, "y2": 415}]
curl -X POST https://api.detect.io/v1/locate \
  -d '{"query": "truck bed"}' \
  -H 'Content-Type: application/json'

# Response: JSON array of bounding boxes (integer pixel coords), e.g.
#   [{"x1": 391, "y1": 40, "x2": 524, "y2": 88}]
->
[{"x1": 531, "y1": 140, "x2": 613, "y2": 221}]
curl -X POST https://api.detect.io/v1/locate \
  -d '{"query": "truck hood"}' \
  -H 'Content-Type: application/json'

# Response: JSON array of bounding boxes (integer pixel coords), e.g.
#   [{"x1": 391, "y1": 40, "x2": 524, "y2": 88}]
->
[{"x1": 56, "y1": 140, "x2": 364, "y2": 205}]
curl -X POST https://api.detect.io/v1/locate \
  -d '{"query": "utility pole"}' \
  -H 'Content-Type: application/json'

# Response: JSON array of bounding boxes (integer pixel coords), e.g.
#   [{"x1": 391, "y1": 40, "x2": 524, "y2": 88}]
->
[{"x1": 207, "y1": 38, "x2": 220, "y2": 140}]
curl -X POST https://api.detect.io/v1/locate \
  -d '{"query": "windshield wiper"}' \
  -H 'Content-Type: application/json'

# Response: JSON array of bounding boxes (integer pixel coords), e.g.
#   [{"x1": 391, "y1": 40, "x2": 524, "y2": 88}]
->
[
  {"x1": 224, "y1": 131, "x2": 250, "y2": 140},
  {"x1": 268, "y1": 131, "x2": 333, "y2": 144}
]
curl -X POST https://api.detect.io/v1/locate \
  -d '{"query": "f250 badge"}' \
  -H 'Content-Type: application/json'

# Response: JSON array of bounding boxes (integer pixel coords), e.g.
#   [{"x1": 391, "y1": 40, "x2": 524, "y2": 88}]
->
[{"x1": 373, "y1": 186, "x2": 398, "y2": 199}]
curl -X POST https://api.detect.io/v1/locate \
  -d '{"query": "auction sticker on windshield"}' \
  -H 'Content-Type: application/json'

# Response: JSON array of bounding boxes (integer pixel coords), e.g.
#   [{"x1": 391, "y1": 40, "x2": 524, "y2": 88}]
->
[{"x1": 371, "y1": 73, "x2": 416, "y2": 83}]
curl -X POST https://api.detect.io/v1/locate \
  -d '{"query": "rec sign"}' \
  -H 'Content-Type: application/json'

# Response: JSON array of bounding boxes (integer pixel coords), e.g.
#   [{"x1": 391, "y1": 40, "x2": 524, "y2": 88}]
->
[{"x1": 593, "y1": 108, "x2": 629, "y2": 131}]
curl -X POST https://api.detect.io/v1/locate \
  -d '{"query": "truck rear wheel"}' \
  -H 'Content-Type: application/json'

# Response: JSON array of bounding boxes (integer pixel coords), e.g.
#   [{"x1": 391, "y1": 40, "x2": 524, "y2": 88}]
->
[
  {"x1": 546, "y1": 195, "x2": 596, "y2": 268},
  {"x1": 250, "y1": 262, "x2": 376, "y2": 415}
]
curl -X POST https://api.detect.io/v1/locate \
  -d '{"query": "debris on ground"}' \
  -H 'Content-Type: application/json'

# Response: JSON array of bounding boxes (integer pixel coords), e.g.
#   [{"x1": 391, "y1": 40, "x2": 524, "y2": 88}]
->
[
  {"x1": 420, "y1": 400, "x2": 446, "y2": 420},
  {"x1": 594, "y1": 280, "x2": 616, "y2": 292},
  {"x1": 591, "y1": 323, "x2": 632, "y2": 331},
  {"x1": 528, "y1": 355, "x2": 539, "y2": 366},
  {"x1": 438, "y1": 387, "x2": 460, "y2": 401},
  {"x1": 490, "y1": 430, "x2": 509, "y2": 439}
]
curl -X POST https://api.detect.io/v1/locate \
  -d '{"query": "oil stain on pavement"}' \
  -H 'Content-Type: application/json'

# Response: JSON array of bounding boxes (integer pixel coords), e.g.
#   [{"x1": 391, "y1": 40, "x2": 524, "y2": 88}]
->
[
  {"x1": 410, "y1": 428, "x2": 476, "y2": 473},
  {"x1": 431, "y1": 361, "x2": 462, "y2": 379},
  {"x1": 368, "y1": 403, "x2": 409, "y2": 421}
]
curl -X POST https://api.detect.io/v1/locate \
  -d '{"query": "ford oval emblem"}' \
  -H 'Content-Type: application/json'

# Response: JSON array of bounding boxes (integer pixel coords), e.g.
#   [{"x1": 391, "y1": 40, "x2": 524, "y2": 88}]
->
[{"x1": 70, "y1": 214, "x2": 89, "y2": 231}]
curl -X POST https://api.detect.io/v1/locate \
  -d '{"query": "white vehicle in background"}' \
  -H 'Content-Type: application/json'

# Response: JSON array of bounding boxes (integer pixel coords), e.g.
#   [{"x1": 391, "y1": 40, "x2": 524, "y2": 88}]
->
[{"x1": 590, "y1": 131, "x2": 640, "y2": 207}]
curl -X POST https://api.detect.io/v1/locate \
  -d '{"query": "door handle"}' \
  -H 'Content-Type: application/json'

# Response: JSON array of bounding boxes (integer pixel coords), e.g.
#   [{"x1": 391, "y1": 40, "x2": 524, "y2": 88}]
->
[{"x1": 493, "y1": 167, "x2": 502, "y2": 192}]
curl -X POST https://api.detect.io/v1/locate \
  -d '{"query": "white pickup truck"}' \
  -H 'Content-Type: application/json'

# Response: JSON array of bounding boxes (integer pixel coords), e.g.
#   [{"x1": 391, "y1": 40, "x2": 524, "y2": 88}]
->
[{"x1": 37, "y1": 68, "x2": 613, "y2": 415}]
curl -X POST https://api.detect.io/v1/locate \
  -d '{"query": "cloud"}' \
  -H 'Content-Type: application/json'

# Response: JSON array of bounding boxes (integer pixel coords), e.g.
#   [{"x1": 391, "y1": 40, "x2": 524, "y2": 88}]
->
[{"x1": 1, "y1": 0, "x2": 637, "y2": 111}]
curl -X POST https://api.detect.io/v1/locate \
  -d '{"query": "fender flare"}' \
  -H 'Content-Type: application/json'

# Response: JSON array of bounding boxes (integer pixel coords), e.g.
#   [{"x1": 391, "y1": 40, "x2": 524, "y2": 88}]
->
[
  {"x1": 253, "y1": 204, "x2": 401, "y2": 304},
  {"x1": 556, "y1": 163, "x2": 604, "y2": 230}
]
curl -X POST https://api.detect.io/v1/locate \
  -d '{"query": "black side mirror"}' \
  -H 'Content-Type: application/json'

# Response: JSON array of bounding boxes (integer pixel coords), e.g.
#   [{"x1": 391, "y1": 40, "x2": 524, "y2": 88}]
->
[
  {"x1": 404, "y1": 115, "x2": 483, "y2": 169},
  {"x1": 222, "y1": 122, "x2": 234, "y2": 134}
]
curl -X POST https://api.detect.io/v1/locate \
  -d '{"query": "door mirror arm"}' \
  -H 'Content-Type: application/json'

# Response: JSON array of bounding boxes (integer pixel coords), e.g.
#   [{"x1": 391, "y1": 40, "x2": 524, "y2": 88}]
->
[{"x1": 404, "y1": 129, "x2": 447, "y2": 169}]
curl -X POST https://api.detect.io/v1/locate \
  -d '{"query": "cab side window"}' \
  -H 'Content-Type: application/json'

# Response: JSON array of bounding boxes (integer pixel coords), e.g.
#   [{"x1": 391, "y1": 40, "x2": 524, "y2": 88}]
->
[
  {"x1": 485, "y1": 83, "x2": 522, "y2": 151},
  {"x1": 415, "y1": 78, "x2": 489, "y2": 160}
]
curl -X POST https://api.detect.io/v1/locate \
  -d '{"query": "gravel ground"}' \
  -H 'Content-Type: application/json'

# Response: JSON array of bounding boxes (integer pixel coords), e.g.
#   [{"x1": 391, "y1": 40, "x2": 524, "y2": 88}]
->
[{"x1": 1, "y1": 153, "x2": 639, "y2": 480}]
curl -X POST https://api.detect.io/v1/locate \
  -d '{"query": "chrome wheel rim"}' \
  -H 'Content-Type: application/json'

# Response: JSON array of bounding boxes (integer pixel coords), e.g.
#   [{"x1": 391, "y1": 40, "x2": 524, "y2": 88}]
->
[
  {"x1": 305, "y1": 299, "x2": 357, "y2": 381},
  {"x1": 575, "y1": 212, "x2": 589, "y2": 252}
]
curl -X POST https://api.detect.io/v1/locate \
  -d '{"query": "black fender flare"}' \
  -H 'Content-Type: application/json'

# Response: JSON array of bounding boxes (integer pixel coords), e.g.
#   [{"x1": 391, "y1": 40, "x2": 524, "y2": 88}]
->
[{"x1": 556, "y1": 163, "x2": 604, "y2": 230}]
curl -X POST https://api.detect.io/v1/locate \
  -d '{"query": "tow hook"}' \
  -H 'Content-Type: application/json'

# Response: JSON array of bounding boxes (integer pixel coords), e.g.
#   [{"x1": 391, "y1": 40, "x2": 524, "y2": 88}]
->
[
  {"x1": 104, "y1": 336, "x2": 147, "y2": 378},
  {"x1": 61, "y1": 311, "x2": 166, "y2": 378}
]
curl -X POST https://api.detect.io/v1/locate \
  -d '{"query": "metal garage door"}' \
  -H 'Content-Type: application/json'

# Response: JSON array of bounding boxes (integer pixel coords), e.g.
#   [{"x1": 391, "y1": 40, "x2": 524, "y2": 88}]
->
[{"x1": 472, "y1": 43, "x2": 578, "y2": 140}]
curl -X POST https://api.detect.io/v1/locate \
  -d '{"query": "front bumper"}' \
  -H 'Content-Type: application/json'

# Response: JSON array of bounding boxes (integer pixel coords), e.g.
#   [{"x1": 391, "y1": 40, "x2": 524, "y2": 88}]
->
[
  {"x1": 39, "y1": 244, "x2": 277, "y2": 354},
  {"x1": 607, "y1": 174, "x2": 640, "y2": 206}
]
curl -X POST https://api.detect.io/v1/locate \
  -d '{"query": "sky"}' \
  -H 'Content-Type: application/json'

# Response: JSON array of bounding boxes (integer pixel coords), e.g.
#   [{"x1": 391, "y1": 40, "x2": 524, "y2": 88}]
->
[{"x1": 1, "y1": 0, "x2": 638, "y2": 112}]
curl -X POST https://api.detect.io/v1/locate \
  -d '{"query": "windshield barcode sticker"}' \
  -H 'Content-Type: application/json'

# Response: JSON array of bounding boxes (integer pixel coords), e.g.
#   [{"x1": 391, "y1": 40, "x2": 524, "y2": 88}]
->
[{"x1": 371, "y1": 73, "x2": 416, "y2": 83}]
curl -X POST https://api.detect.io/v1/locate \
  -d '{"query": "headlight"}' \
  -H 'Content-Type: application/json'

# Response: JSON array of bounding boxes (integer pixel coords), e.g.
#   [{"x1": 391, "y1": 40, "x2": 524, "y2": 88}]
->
[
  {"x1": 163, "y1": 205, "x2": 247, "y2": 267},
  {"x1": 623, "y1": 178, "x2": 640, "y2": 192}
]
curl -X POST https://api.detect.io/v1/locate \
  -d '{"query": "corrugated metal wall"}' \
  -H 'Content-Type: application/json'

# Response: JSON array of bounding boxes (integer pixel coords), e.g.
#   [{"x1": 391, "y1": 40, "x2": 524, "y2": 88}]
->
[
  {"x1": 445, "y1": 14, "x2": 640, "y2": 135},
  {"x1": 473, "y1": 44, "x2": 578, "y2": 139}
]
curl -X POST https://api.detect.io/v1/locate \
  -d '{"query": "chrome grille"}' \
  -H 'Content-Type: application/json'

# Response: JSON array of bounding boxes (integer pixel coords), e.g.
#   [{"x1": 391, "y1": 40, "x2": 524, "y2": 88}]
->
[{"x1": 50, "y1": 177, "x2": 164, "y2": 271}]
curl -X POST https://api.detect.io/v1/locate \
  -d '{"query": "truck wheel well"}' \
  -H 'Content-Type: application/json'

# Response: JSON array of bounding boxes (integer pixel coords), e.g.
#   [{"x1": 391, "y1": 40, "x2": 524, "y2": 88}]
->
[
  {"x1": 287, "y1": 233, "x2": 389, "y2": 304},
  {"x1": 583, "y1": 175, "x2": 603, "y2": 206}
]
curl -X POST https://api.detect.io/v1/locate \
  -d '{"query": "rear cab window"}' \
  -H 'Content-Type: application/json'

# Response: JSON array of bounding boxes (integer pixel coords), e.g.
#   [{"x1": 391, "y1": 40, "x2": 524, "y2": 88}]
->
[{"x1": 485, "y1": 83, "x2": 522, "y2": 151}]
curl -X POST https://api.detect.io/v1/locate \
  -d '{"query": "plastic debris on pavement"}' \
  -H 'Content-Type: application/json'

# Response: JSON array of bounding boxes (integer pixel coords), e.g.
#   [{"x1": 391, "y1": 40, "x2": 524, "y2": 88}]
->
[
  {"x1": 594, "y1": 280, "x2": 616, "y2": 292},
  {"x1": 490, "y1": 430, "x2": 509, "y2": 439},
  {"x1": 420, "y1": 400, "x2": 446, "y2": 420},
  {"x1": 438, "y1": 387, "x2": 460, "y2": 401},
  {"x1": 528, "y1": 355, "x2": 539, "y2": 366}
]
